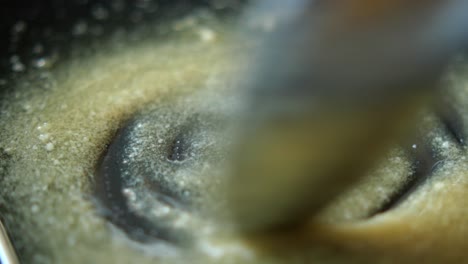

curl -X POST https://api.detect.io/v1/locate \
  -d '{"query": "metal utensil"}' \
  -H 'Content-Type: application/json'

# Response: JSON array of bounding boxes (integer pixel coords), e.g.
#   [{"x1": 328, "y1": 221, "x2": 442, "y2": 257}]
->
[
  {"x1": 0, "y1": 219, "x2": 19, "y2": 264},
  {"x1": 227, "y1": 0, "x2": 468, "y2": 232}
]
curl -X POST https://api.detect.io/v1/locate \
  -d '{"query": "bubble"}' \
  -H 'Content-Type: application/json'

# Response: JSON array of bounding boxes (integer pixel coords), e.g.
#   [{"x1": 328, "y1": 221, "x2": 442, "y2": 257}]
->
[
  {"x1": 37, "y1": 122, "x2": 49, "y2": 131},
  {"x1": 33, "y1": 54, "x2": 57, "y2": 69},
  {"x1": 91, "y1": 5, "x2": 110, "y2": 21},
  {"x1": 33, "y1": 58, "x2": 48, "y2": 68},
  {"x1": 10, "y1": 55, "x2": 25, "y2": 72},
  {"x1": 122, "y1": 188, "x2": 136, "y2": 202},
  {"x1": 31, "y1": 205, "x2": 40, "y2": 213},
  {"x1": 38, "y1": 133, "x2": 50, "y2": 142},
  {"x1": 32, "y1": 43, "x2": 44, "y2": 54},
  {"x1": 11, "y1": 21, "x2": 27, "y2": 34},
  {"x1": 72, "y1": 21, "x2": 88, "y2": 36},
  {"x1": 45, "y1": 143, "x2": 55, "y2": 151},
  {"x1": 12, "y1": 62, "x2": 25, "y2": 72},
  {"x1": 10, "y1": 55, "x2": 19, "y2": 63},
  {"x1": 441, "y1": 141, "x2": 450, "y2": 149},
  {"x1": 434, "y1": 182, "x2": 445, "y2": 190},
  {"x1": 198, "y1": 28, "x2": 217, "y2": 43}
]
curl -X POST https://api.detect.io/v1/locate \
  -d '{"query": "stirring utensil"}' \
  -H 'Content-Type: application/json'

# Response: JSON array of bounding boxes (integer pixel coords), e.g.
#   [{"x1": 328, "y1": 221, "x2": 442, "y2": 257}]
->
[
  {"x1": 227, "y1": 0, "x2": 468, "y2": 232},
  {"x1": 0, "y1": 219, "x2": 19, "y2": 264}
]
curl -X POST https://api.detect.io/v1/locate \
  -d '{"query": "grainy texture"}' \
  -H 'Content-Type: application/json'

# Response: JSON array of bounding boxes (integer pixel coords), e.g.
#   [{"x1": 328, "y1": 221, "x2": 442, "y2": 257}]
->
[{"x1": 0, "y1": 2, "x2": 468, "y2": 264}]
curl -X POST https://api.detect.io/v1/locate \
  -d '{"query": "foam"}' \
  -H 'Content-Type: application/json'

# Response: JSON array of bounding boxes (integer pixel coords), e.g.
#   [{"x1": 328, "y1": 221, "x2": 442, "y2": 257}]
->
[{"x1": 1, "y1": 9, "x2": 468, "y2": 264}]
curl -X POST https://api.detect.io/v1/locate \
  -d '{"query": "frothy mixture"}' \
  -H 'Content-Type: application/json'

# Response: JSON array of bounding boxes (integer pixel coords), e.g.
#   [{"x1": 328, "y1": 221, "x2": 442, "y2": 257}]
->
[
  {"x1": 1, "y1": 6, "x2": 468, "y2": 264},
  {"x1": 0, "y1": 12, "x2": 252, "y2": 263}
]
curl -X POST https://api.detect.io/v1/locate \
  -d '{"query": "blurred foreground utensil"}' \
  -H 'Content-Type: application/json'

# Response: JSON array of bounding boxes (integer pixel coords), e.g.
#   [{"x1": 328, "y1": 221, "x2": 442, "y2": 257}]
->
[
  {"x1": 227, "y1": 0, "x2": 468, "y2": 232},
  {"x1": 0, "y1": 219, "x2": 19, "y2": 264}
]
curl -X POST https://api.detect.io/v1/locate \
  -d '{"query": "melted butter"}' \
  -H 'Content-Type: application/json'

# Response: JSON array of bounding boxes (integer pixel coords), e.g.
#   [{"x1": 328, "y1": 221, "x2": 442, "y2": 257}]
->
[{"x1": 1, "y1": 8, "x2": 468, "y2": 264}]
